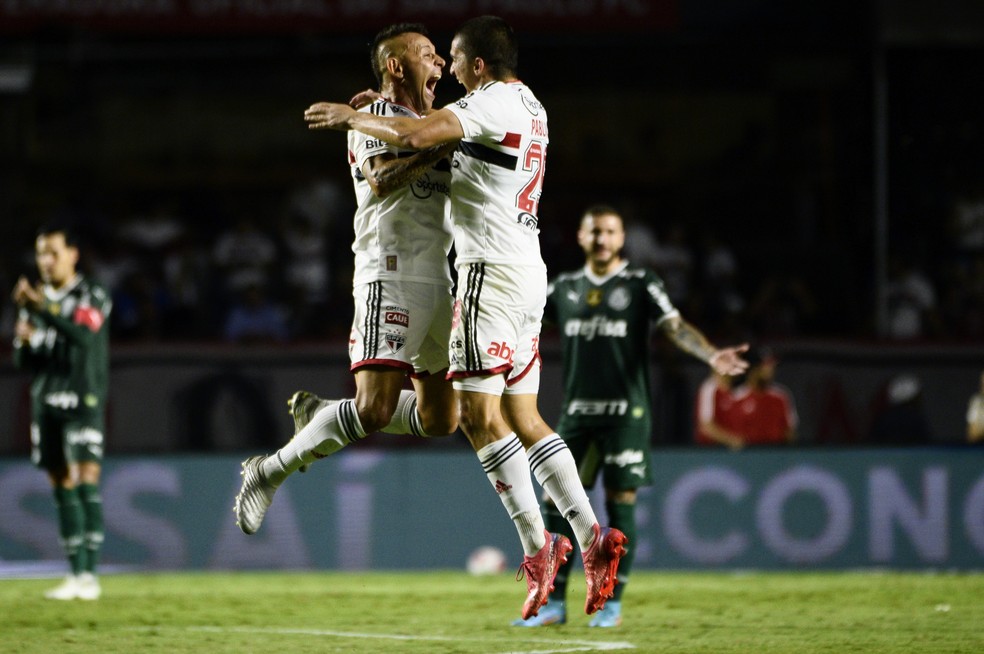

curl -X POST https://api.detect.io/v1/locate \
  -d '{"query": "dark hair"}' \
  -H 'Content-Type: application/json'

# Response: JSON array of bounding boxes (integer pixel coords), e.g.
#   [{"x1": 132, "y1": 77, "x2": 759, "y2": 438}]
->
[
  {"x1": 370, "y1": 22, "x2": 429, "y2": 87},
  {"x1": 454, "y1": 15, "x2": 518, "y2": 79},
  {"x1": 36, "y1": 221, "x2": 80, "y2": 248},
  {"x1": 583, "y1": 204, "x2": 622, "y2": 222}
]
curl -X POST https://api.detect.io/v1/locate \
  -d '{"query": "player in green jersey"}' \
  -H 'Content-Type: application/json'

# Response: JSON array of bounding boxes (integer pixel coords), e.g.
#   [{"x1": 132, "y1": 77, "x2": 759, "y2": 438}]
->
[
  {"x1": 512, "y1": 204, "x2": 749, "y2": 627},
  {"x1": 11, "y1": 223, "x2": 112, "y2": 601}
]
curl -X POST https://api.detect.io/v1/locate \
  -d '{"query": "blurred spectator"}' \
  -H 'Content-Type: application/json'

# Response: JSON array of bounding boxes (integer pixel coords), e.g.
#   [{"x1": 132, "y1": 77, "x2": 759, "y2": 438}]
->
[
  {"x1": 941, "y1": 253, "x2": 984, "y2": 341},
  {"x1": 212, "y1": 218, "x2": 279, "y2": 296},
  {"x1": 162, "y1": 229, "x2": 213, "y2": 340},
  {"x1": 747, "y1": 274, "x2": 818, "y2": 340},
  {"x1": 651, "y1": 222, "x2": 694, "y2": 306},
  {"x1": 118, "y1": 202, "x2": 185, "y2": 254},
  {"x1": 280, "y1": 210, "x2": 330, "y2": 339},
  {"x1": 111, "y1": 269, "x2": 166, "y2": 341},
  {"x1": 731, "y1": 348, "x2": 798, "y2": 445},
  {"x1": 223, "y1": 284, "x2": 290, "y2": 344},
  {"x1": 884, "y1": 254, "x2": 941, "y2": 341},
  {"x1": 966, "y1": 370, "x2": 984, "y2": 444},
  {"x1": 693, "y1": 371, "x2": 744, "y2": 449},
  {"x1": 621, "y1": 216, "x2": 661, "y2": 270},
  {"x1": 868, "y1": 373, "x2": 933, "y2": 445}
]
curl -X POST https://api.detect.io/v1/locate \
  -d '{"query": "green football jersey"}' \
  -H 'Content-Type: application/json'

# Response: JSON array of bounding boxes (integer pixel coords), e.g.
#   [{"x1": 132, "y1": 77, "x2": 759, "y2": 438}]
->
[
  {"x1": 544, "y1": 261, "x2": 677, "y2": 429},
  {"x1": 13, "y1": 275, "x2": 112, "y2": 417}
]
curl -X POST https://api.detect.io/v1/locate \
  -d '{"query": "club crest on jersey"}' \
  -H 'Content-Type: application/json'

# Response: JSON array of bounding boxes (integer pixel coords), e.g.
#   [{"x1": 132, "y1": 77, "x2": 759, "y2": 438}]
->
[
  {"x1": 385, "y1": 333, "x2": 406, "y2": 353},
  {"x1": 586, "y1": 289, "x2": 603, "y2": 307},
  {"x1": 608, "y1": 286, "x2": 631, "y2": 311}
]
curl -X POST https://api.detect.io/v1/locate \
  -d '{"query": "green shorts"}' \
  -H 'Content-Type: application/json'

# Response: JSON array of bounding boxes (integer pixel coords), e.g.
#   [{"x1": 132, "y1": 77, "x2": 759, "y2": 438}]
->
[
  {"x1": 558, "y1": 420, "x2": 652, "y2": 491},
  {"x1": 31, "y1": 410, "x2": 105, "y2": 471}
]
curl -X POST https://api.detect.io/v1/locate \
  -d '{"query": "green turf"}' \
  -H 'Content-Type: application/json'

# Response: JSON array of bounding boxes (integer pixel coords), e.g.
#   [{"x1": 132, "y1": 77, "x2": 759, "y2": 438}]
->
[{"x1": 2, "y1": 571, "x2": 982, "y2": 653}]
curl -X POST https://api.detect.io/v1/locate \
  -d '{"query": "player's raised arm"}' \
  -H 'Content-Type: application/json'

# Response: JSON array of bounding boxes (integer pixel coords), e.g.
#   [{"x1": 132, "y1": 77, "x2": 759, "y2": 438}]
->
[{"x1": 305, "y1": 102, "x2": 464, "y2": 150}]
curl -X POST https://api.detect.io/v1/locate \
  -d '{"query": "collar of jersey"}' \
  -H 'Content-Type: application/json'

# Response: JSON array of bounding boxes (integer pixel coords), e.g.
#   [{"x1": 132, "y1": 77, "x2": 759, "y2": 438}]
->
[{"x1": 583, "y1": 260, "x2": 629, "y2": 286}]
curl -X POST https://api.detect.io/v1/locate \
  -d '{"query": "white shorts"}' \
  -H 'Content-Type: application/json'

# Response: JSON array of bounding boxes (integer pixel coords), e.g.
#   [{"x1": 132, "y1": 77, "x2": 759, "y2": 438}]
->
[
  {"x1": 449, "y1": 262, "x2": 544, "y2": 396},
  {"x1": 350, "y1": 280, "x2": 452, "y2": 377}
]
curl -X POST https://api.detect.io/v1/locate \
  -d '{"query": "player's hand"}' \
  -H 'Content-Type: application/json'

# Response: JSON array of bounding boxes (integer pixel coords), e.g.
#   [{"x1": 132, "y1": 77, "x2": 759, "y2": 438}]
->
[
  {"x1": 709, "y1": 343, "x2": 750, "y2": 376},
  {"x1": 304, "y1": 102, "x2": 356, "y2": 130},
  {"x1": 14, "y1": 318, "x2": 35, "y2": 343},
  {"x1": 348, "y1": 88, "x2": 381, "y2": 109},
  {"x1": 11, "y1": 276, "x2": 43, "y2": 310}
]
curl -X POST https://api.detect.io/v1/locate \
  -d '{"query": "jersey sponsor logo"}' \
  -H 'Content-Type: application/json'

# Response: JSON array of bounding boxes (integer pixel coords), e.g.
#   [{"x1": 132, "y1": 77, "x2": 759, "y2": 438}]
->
[
  {"x1": 494, "y1": 479, "x2": 513, "y2": 495},
  {"x1": 385, "y1": 311, "x2": 409, "y2": 327},
  {"x1": 607, "y1": 286, "x2": 631, "y2": 311},
  {"x1": 73, "y1": 306, "x2": 105, "y2": 332},
  {"x1": 410, "y1": 172, "x2": 451, "y2": 199},
  {"x1": 364, "y1": 138, "x2": 386, "y2": 150},
  {"x1": 604, "y1": 449, "x2": 646, "y2": 468},
  {"x1": 44, "y1": 391, "x2": 79, "y2": 410},
  {"x1": 486, "y1": 341, "x2": 514, "y2": 363},
  {"x1": 520, "y1": 92, "x2": 543, "y2": 116},
  {"x1": 565, "y1": 289, "x2": 580, "y2": 303},
  {"x1": 567, "y1": 399, "x2": 629, "y2": 416},
  {"x1": 516, "y1": 212, "x2": 538, "y2": 230},
  {"x1": 563, "y1": 316, "x2": 628, "y2": 340}
]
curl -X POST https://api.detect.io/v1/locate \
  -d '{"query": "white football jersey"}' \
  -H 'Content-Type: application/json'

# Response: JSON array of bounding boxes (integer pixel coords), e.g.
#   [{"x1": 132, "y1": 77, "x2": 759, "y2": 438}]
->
[
  {"x1": 348, "y1": 99, "x2": 453, "y2": 286},
  {"x1": 445, "y1": 81, "x2": 548, "y2": 267}
]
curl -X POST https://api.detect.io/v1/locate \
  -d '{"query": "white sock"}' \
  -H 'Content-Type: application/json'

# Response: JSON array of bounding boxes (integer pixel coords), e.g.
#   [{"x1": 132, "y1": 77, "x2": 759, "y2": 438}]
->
[
  {"x1": 379, "y1": 390, "x2": 427, "y2": 437},
  {"x1": 261, "y1": 399, "x2": 366, "y2": 485},
  {"x1": 528, "y1": 433, "x2": 598, "y2": 551},
  {"x1": 477, "y1": 433, "x2": 545, "y2": 556}
]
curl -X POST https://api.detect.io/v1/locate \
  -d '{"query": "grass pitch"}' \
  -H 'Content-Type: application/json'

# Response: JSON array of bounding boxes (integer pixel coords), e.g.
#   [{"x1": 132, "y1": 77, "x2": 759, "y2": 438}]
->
[{"x1": 2, "y1": 570, "x2": 982, "y2": 653}]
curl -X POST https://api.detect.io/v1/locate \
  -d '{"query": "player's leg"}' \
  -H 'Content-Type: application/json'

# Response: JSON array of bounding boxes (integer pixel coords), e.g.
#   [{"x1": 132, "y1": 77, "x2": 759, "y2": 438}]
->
[
  {"x1": 456, "y1": 382, "x2": 571, "y2": 620},
  {"x1": 34, "y1": 416, "x2": 84, "y2": 600},
  {"x1": 588, "y1": 488, "x2": 636, "y2": 627},
  {"x1": 501, "y1": 393, "x2": 600, "y2": 554},
  {"x1": 74, "y1": 459, "x2": 103, "y2": 601},
  {"x1": 383, "y1": 284, "x2": 457, "y2": 437},
  {"x1": 503, "y1": 393, "x2": 626, "y2": 615},
  {"x1": 589, "y1": 423, "x2": 650, "y2": 626},
  {"x1": 513, "y1": 429, "x2": 598, "y2": 626}
]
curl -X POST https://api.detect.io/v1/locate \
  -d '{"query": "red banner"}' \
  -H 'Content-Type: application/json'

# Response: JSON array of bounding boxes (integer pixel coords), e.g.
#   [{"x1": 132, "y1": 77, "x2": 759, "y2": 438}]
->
[{"x1": 0, "y1": 0, "x2": 678, "y2": 34}]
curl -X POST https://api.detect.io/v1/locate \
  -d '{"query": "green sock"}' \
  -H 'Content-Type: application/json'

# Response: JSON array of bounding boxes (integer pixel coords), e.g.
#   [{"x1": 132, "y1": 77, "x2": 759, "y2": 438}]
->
[
  {"x1": 53, "y1": 486, "x2": 85, "y2": 575},
  {"x1": 606, "y1": 500, "x2": 636, "y2": 602},
  {"x1": 76, "y1": 483, "x2": 104, "y2": 574},
  {"x1": 543, "y1": 502, "x2": 573, "y2": 602}
]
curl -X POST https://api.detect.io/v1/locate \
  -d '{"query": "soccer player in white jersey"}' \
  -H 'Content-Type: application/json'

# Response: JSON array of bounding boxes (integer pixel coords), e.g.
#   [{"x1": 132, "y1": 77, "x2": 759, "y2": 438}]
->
[
  {"x1": 234, "y1": 24, "x2": 459, "y2": 534},
  {"x1": 303, "y1": 15, "x2": 626, "y2": 620}
]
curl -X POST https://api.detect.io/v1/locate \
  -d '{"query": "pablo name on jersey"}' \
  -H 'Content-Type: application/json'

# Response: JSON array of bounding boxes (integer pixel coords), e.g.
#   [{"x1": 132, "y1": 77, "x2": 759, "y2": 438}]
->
[{"x1": 563, "y1": 316, "x2": 627, "y2": 341}]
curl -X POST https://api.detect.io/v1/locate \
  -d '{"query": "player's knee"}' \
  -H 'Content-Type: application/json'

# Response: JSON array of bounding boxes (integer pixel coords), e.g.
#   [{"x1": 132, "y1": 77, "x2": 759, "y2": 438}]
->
[
  {"x1": 457, "y1": 404, "x2": 497, "y2": 437},
  {"x1": 421, "y1": 409, "x2": 458, "y2": 436},
  {"x1": 353, "y1": 395, "x2": 398, "y2": 433}
]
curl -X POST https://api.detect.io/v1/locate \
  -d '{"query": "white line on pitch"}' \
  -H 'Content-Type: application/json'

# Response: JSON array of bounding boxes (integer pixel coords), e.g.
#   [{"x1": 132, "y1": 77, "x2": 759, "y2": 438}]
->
[{"x1": 165, "y1": 626, "x2": 635, "y2": 652}]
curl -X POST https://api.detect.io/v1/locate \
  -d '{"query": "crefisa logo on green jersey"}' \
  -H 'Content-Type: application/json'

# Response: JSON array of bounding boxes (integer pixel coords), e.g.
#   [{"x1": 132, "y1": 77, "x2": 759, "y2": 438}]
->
[{"x1": 563, "y1": 316, "x2": 627, "y2": 341}]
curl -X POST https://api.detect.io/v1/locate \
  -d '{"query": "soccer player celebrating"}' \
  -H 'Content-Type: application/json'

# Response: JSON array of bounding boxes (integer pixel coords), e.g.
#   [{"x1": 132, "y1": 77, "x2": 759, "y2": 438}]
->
[
  {"x1": 12, "y1": 223, "x2": 112, "y2": 600},
  {"x1": 302, "y1": 16, "x2": 626, "y2": 620},
  {"x1": 513, "y1": 205, "x2": 748, "y2": 627},
  {"x1": 234, "y1": 23, "x2": 460, "y2": 532}
]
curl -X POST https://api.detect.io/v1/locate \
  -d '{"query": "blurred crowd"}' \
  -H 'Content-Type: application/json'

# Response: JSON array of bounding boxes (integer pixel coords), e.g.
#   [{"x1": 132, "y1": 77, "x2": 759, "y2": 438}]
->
[{"x1": 2, "y1": 179, "x2": 983, "y2": 347}]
